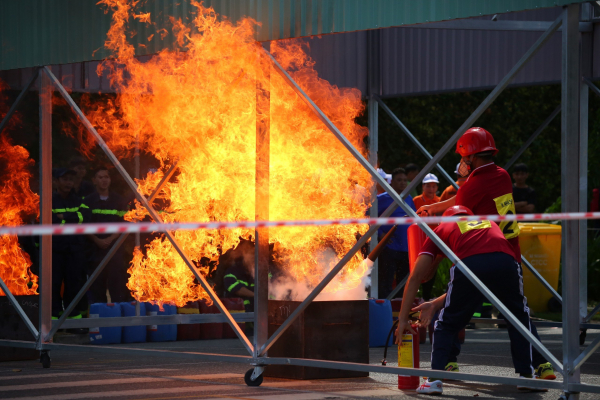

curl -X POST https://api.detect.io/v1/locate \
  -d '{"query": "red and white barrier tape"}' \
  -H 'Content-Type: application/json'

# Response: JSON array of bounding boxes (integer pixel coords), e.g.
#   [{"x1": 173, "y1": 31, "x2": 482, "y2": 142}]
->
[{"x1": 1, "y1": 212, "x2": 600, "y2": 237}]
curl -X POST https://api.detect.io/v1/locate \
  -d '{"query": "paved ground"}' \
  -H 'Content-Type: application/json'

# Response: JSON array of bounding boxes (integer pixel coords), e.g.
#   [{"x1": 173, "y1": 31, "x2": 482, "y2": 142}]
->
[{"x1": 1, "y1": 327, "x2": 599, "y2": 399}]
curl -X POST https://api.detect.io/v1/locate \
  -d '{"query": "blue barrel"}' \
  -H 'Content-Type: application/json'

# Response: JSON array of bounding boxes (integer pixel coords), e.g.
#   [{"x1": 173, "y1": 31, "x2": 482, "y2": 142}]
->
[
  {"x1": 146, "y1": 303, "x2": 177, "y2": 342},
  {"x1": 89, "y1": 303, "x2": 122, "y2": 345},
  {"x1": 369, "y1": 299, "x2": 393, "y2": 347},
  {"x1": 119, "y1": 302, "x2": 147, "y2": 343}
]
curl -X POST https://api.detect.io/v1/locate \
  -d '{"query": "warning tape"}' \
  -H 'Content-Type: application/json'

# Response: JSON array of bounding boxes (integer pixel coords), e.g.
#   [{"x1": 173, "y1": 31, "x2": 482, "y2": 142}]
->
[{"x1": 1, "y1": 212, "x2": 600, "y2": 237}]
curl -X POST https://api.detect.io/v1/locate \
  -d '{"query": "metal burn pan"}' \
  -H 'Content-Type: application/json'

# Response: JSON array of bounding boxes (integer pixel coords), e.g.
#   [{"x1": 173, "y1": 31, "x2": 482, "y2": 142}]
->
[
  {"x1": 265, "y1": 300, "x2": 369, "y2": 380},
  {"x1": 0, "y1": 295, "x2": 39, "y2": 361}
]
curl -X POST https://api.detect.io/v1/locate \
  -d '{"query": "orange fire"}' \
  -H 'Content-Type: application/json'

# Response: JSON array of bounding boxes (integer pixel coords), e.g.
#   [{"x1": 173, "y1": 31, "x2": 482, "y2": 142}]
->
[
  {"x1": 85, "y1": 1, "x2": 372, "y2": 306},
  {"x1": 0, "y1": 81, "x2": 40, "y2": 295}
]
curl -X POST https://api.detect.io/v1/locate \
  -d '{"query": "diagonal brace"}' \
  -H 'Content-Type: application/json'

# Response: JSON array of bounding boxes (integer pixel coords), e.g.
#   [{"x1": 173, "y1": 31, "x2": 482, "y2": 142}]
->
[
  {"x1": 399, "y1": 13, "x2": 563, "y2": 199},
  {"x1": 573, "y1": 334, "x2": 600, "y2": 372},
  {"x1": 264, "y1": 49, "x2": 563, "y2": 374},
  {"x1": 43, "y1": 67, "x2": 254, "y2": 355},
  {"x1": 0, "y1": 71, "x2": 38, "y2": 135},
  {"x1": 375, "y1": 96, "x2": 457, "y2": 188}
]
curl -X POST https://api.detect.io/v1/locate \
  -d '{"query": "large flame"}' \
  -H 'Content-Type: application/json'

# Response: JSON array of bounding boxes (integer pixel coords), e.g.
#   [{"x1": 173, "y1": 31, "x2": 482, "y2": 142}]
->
[
  {"x1": 0, "y1": 81, "x2": 40, "y2": 295},
  {"x1": 84, "y1": 1, "x2": 372, "y2": 306}
]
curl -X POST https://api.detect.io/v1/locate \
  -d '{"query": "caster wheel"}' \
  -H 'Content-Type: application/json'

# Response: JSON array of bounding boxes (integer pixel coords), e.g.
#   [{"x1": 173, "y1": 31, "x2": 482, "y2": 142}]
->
[
  {"x1": 40, "y1": 351, "x2": 51, "y2": 369},
  {"x1": 580, "y1": 329, "x2": 587, "y2": 346},
  {"x1": 244, "y1": 368, "x2": 263, "y2": 387}
]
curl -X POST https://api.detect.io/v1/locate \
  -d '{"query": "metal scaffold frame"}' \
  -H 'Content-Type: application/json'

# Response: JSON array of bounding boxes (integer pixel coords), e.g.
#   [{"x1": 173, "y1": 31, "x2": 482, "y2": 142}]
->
[{"x1": 0, "y1": 3, "x2": 598, "y2": 397}]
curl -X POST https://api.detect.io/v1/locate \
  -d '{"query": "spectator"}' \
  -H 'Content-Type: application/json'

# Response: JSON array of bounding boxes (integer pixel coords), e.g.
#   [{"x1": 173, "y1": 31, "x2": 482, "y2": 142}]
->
[
  {"x1": 413, "y1": 173, "x2": 441, "y2": 211},
  {"x1": 69, "y1": 156, "x2": 94, "y2": 199},
  {"x1": 512, "y1": 163, "x2": 536, "y2": 213},
  {"x1": 376, "y1": 168, "x2": 392, "y2": 194},
  {"x1": 51, "y1": 168, "x2": 88, "y2": 330},
  {"x1": 82, "y1": 167, "x2": 131, "y2": 303},
  {"x1": 404, "y1": 163, "x2": 420, "y2": 198},
  {"x1": 376, "y1": 167, "x2": 416, "y2": 299},
  {"x1": 439, "y1": 163, "x2": 469, "y2": 202}
]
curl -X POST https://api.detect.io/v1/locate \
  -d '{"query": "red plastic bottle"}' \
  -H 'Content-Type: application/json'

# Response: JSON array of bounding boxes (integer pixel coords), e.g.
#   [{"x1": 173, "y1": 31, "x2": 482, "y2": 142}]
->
[{"x1": 398, "y1": 324, "x2": 420, "y2": 390}]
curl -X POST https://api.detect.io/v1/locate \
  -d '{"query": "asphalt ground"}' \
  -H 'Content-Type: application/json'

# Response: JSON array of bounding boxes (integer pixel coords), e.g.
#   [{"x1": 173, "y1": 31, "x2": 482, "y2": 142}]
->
[{"x1": 1, "y1": 326, "x2": 599, "y2": 399}]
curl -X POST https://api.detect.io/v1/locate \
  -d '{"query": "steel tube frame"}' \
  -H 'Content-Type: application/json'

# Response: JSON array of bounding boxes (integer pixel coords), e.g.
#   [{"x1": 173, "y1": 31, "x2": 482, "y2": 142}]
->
[
  {"x1": 585, "y1": 303, "x2": 600, "y2": 323},
  {"x1": 375, "y1": 96, "x2": 457, "y2": 188},
  {"x1": 262, "y1": 41, "x2": 565, "y2": 375},
  {"x1": 43, "y1": 66, "x2": 255, "y2": 355},
  {"x1": 1, "y1": 9, "x2": 598, "y2": 394}
]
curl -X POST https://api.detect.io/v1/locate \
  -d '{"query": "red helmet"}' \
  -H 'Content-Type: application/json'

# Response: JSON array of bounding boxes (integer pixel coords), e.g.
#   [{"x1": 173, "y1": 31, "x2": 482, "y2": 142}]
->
[
  {"x1": 456, "y1": 127, "x2": 498, "y2": 157},
  {"x1": 443, "y1": 205, "x2": 474, "y2": 217}
]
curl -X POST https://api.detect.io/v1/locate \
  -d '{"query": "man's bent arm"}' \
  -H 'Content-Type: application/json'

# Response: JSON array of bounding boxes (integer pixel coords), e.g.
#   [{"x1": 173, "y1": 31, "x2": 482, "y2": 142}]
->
[{"x1": 396, "y1": 254, "x2": 434, "y2": 339}]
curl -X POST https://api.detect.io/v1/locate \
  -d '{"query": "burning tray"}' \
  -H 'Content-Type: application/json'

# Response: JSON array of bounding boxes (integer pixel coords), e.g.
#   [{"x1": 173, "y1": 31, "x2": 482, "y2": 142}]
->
[
  {"x1": 0, "y1": 295, "x2": 39, "y2": 362},
  {"x1": 264, "y1": 300, "x2": 369, "y2": 380}
]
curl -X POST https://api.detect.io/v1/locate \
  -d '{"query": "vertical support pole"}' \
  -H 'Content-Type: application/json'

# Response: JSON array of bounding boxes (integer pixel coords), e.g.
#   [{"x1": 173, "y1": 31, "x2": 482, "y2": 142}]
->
[
  {"x1": 254, "y1": 48, "x2": 270, "y2": 358},
  {"x1": 134, "y1": 99, "x2": 141, "y2": 317},
  {"x1": 38, "y1": 68, "x2": 53, "y2": 347},
  {"x1": 367, "y1": 29, "x2": 381, "y2": 298},
  {"x1": 561, "y1": 4, "x2": 581, "y2": 397},
  {"x1": 579, "y1": 3, "x2": 592, "y2": 325}
]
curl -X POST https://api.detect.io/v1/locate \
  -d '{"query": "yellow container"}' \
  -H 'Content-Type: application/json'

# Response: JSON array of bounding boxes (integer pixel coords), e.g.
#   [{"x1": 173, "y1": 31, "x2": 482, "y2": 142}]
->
[{"x1": 518, "y1": 223, "x2": 562, "y2": 312}]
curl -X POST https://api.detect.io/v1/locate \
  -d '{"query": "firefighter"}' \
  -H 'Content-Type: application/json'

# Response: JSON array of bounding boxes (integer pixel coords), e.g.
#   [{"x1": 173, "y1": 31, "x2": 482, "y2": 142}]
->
[
  {"x1": 223, "y1": 261, "x2": 254, "y2": 313},
  {"x1": 51, "y1": 168, "x2": 88, "y2": 327},
  {"x1": 82, "y1": 167, "x2": 131, "y2": 303},
  {"x1": 395, "y1": 206, "x2": 555, "y2": 395}
]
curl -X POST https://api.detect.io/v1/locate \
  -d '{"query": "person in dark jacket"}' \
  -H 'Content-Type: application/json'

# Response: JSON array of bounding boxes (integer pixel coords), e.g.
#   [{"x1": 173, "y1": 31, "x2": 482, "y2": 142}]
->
[
  {"x1": 69, "y1": 156, "x2": 94, "y2": 199},
  {"x1": 223, "y1": 261, "x2": 254, "y2": 313},
  {"x1": 51, "y1": 168, "x2": 88, "y2": 322},
  {"x1": 82, "y1": 167, "x2": 131, "y2": 303}
]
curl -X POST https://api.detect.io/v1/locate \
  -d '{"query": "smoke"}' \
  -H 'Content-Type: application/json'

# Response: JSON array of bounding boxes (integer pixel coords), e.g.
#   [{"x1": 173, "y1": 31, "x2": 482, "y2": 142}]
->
[{"x1": 269, "y1": 251, "x2": 373, "y2": 302}]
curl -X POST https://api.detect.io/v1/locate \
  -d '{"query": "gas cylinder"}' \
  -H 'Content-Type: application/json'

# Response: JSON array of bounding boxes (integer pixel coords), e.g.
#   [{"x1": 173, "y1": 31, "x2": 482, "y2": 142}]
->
[
  {"x1": 407, "y1": 224, "x2": 427, "y2": 276},
  {"x1": 398, "y1": 324, "x2": 420, "y2": 390}
]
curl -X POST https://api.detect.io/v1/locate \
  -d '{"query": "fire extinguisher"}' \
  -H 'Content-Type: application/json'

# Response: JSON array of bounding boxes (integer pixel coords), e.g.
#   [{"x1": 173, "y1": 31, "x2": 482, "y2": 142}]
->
[{"x1": 381, "y1": 320, "x2": 420, "y2": 390}]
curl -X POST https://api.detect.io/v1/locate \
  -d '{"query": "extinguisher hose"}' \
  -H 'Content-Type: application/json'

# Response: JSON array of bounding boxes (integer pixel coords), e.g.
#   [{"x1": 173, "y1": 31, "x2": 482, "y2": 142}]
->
[{"x1": 382, "y1": 319, "x2": 399, "y2": 365}]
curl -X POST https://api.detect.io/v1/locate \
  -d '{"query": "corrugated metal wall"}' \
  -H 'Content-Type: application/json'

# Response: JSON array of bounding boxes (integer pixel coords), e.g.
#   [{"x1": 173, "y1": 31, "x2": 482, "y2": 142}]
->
[{"x1": 0, "y1": 8, "x2": 596, "y2": 97}]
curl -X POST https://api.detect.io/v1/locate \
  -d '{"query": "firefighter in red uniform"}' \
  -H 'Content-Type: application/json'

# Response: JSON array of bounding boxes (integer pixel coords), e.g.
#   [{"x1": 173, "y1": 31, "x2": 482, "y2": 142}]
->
[
  {"x1": 416, "y1": 127, "x2": 521, "y2": 261},
  {"x1": 395, "y1": 206, "x2": 555, "y2": 395}
]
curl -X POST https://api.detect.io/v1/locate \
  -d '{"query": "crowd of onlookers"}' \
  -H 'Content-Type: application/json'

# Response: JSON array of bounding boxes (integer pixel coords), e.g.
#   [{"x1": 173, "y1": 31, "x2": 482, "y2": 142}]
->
[{"x1": 375, "y1": 162, "x2": 535, "y2": 300}]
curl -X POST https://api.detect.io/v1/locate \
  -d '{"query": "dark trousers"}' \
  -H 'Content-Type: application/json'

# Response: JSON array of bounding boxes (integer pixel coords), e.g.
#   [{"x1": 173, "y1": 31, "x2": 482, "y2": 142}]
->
[
  {"x1": 432, "y1": 252, "x2": 547, "y2": 375},
  {"x1": 52, "y1": 248, "x2": 87, "y2": 318},
  {"x1": 378, "y1": 248, "x2": 409, "y2": 299},
  {"x1": 88, "y1": 247, "x2": 131, "y2": 304}
]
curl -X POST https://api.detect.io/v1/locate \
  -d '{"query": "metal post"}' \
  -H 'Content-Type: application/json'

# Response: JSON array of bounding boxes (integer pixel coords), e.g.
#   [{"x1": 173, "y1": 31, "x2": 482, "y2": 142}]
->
[
  {"x1": 503, "y1": 105, "x2": 561, "y2": 171},
  {"x1": 254, "y1": 50, "x2": 270, "y2": 361},
  {"x1": 43, "y1": 67, "x2": 254, "y2": 355},
  {"x1": 385, "y1": 274, "x2": 408, "y2": 301},
  {"x1": 367, "y1": 29, "x2": 381, "y2": 298},
  {"x1": 561, "y1": 4, "x2": 581, "y2": 397},
  {"x1": 579, "y1": 2, "x2": 592, "y2": 327},
  {"x1": 263, "y1": 51, "x2": 563, "y2": 372},
  {"x1": 38, "y1": 67, "x2": 53, "y2": 349},
  {"x1": 376, "y1": 97, "x2": 457, "y2": 188}
]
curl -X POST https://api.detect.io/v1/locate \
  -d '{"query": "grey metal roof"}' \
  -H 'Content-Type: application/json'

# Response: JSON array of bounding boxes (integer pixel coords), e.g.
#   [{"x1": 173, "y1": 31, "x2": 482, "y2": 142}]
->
[
  {"x1": 1, "y1": 7, "x2": 597, "y2": 97},
  {"x1": 0, "y1": 0, "x2": 590, "y2": 71}
]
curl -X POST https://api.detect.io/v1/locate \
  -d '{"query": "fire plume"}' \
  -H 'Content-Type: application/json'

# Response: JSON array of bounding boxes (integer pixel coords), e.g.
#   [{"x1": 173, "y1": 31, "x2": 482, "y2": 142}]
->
[
  {"x1": 0, "y1": 90, "x2": 39, "y2": 295},
  {"x1": 87, "y1": 1, "x2": 372, "y2": 306}
]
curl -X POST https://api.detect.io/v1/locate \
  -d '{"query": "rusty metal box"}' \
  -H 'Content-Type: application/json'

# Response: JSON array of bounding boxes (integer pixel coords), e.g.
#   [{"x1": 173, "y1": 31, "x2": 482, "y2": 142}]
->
[
  {"x1": 0, "y1": 295, "x2": 39, "y2": 362},
  {"x1": 264, "y1": 300, "x2": 369, "y2": 380}
]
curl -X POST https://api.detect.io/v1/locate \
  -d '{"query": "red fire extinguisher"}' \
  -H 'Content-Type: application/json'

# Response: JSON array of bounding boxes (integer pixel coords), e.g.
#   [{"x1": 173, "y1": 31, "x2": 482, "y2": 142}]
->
[{"x1": 398, "y1": 323, "x2": 420, "y2": 390}]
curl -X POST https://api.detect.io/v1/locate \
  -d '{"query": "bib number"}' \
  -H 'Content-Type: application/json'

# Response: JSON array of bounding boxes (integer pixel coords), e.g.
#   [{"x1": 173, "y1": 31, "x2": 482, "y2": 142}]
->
[
  {"x1": 493, "y1": 193, "x2": 520, "y2": 239},
  {"x1": 457, "y1": 220, "x2": 492, "y2": 234}
]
